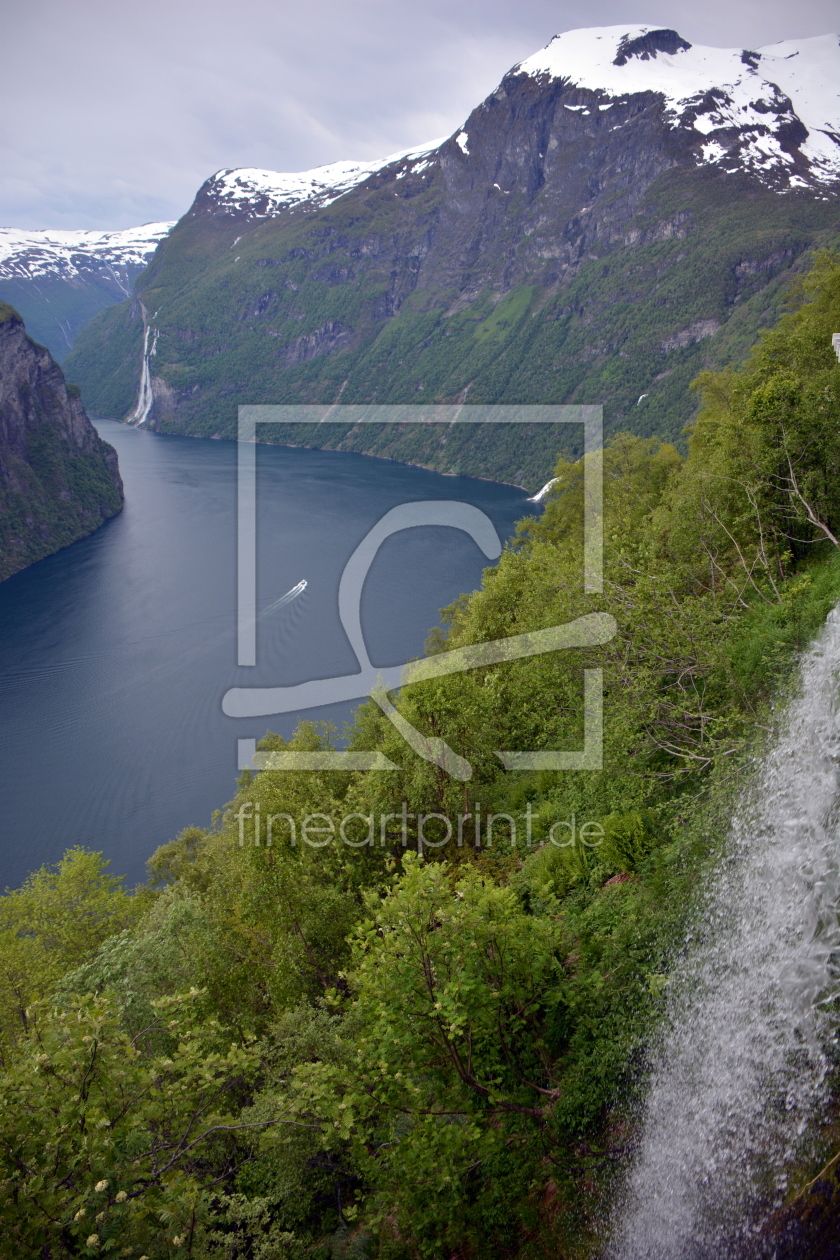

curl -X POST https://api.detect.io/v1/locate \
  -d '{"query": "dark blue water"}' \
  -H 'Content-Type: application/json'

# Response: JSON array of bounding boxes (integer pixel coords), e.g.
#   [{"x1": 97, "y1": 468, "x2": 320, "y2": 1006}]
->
[{"x1": 0, "y1": 422, "x2": 537, "y2": 888}]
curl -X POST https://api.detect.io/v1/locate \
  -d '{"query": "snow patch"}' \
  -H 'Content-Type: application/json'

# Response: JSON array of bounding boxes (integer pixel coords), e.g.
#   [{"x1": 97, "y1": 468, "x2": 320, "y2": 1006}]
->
[
  {"x1": 701, "y1": 140, "x2": 728, "y2": 163},
  {"x1": 205, "y1": 137, "x2": 447, "y2": 221},
  {"x1": 456, "y1": 131, "x2": 470, "y2": 155},
  {"x1": 0, "y1": 222, "x2": 174, "y2": 283},
  {"x1": 516, "y1": 26, "x2": 840, "y2": 187}
]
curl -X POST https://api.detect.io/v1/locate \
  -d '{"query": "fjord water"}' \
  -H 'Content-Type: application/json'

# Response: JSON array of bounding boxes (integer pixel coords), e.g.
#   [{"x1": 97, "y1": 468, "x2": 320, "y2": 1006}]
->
[
  {"x1": 611, "y1": 606, "x2": 840, "y2": 1257},
  {"x1": 0, "y1": 421, "x2": 535, "y2": 889}
]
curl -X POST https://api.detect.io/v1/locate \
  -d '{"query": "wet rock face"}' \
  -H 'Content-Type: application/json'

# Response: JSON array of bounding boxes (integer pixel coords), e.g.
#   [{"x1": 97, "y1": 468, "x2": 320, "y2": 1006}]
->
[{"x1": 0, "y1": 305, "x2": 123, "y2": 580}]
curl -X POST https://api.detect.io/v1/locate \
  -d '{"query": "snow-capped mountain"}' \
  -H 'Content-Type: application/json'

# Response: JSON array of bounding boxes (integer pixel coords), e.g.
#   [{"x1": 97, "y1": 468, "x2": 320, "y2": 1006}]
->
[
  {"x1": 0, "y1": 222, "x2": 173, "y2": 359},
  {"x1": 514, "y1": 27, "x2": 839, "y2": 190},
  {"x1": 199, "y1": 142, "x2": 443, "y2": 222},
  {"x1": 194, "y1": 25, "x2": 838, "y2": 224},
  {"x1": 0, "y1": 222, "x2": 173, "y2": 286},
  {"x1": 18, "y1": 24, "x2": 838, "y2": 366},
  {"x1": 68, "y1": 25, "x2": 840, "y2": 480}
]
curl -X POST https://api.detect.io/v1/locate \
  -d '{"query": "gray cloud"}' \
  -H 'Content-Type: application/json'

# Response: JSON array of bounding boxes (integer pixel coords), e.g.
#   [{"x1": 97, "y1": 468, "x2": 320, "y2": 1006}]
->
[{"x1": 2, "y1": 0, "x2": 837, "y2": 229}]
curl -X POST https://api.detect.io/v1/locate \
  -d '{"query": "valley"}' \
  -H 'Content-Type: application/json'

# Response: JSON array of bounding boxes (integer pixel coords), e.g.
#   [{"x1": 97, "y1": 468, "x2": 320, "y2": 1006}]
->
[
  {"x1": 61, "y1": 27, "x2": 840, "y2": 486},
  {"x1": 1, "y1": 18, "x2": 840, "y2": 1259}
]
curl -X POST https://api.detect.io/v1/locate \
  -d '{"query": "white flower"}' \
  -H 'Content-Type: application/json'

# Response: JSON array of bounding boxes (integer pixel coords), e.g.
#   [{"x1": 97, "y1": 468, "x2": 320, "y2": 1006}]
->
[
  {"x1": 86, "y1": 1236, "x2": 100, "y2": 1250},
  {"x1": 94, "y1": 1179, "x2": 108, "y2": 1192},
  {"x1": 115, "y1": 1190, "x2": 127, "y2": 1203},
  {"x1": 73, "y1": 1208, "x2": 86, "y2": 1222}
]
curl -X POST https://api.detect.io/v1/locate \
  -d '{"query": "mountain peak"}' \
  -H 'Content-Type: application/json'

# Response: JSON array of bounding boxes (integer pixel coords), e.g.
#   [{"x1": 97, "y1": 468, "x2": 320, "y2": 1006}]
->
[
  {"x1": 514, "y1": 26, "x2": 840, "y2": 189},
  {"x1": 188, "y1": 25, "x2": 838, "y2": 232}
]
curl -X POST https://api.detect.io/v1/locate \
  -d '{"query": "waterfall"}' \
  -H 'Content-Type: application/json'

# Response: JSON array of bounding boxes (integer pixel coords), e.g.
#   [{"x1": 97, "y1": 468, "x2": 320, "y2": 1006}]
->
[
  {"x1": 129, "y1": 320, "x2": 157, "y2": 425},
  {"x1": 611, "y1": 605, "x2": 840, "y2": 1258},
  {"x1": 528, "y1": 476, "x2": 560, "y2": 503}
]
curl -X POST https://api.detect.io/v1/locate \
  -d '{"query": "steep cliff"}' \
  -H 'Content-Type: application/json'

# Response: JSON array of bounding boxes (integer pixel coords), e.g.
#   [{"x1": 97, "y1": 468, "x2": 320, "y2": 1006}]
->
[
  {"x1": 65, "y1": 26, "x2": 840, "y2": 487},
  {"x1": 0, "y1": 304, "x2": 123, "y2": 581}
]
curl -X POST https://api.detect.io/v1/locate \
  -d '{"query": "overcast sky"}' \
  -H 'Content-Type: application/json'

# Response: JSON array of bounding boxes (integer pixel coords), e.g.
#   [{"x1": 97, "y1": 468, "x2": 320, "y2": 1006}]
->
[{"x1": 2, "y1": 0, "x2": 837, "y2": 231}]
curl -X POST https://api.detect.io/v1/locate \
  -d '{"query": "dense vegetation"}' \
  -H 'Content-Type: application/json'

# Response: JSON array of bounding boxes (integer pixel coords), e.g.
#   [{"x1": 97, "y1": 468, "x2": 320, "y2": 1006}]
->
[{"x1": 2, "y1": 254, "x2": 840, "y2": 1258}]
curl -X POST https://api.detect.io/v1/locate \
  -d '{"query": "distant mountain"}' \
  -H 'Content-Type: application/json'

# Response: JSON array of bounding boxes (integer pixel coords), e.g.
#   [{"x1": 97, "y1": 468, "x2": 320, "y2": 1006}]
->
[
  {"x1": 0, "y1": 222, "x2": 173, "y2": 361},
  {"x1": 0, "y1": 303, "x2": 123, "y2": 581},
  {"x1": 65, "y1": 26, "x2": 840, "y2": 489}
]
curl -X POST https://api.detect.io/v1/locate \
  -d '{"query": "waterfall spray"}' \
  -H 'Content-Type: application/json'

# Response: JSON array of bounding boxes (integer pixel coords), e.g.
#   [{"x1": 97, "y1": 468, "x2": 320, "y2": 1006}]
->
[{"x1": 611, "y1": 605, "x2": 840, "y2": 1258}]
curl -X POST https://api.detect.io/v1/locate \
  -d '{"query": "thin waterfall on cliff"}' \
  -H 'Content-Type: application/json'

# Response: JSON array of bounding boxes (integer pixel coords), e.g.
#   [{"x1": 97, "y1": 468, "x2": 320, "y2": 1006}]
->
[
  {"x1": 610, "y1": 604, "x2": 840, "y2": 1258},
  {"x1": 130, "y1": 322, "x2": 157, "y2": 425}
]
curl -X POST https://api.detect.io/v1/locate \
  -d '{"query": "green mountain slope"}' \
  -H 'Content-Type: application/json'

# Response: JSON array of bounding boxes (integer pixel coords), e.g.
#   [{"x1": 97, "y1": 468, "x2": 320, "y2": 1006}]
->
[
  {"x1": 66, "y1": 35, "x2": 840, "y2": 488},
  {"x1": 0, "y1": 272, "x2": 127, "y2": 362}
]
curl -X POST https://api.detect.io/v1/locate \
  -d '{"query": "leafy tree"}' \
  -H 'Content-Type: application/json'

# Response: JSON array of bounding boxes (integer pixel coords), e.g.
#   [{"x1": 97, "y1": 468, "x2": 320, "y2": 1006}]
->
[
  {"x1": 0, "y1": 991, "x2": 263, "y2": 1259},
  {"x1": 0, "y1": 848, "x2": 142, "y2": 1060},
  {"x1": 666, "y1": 251, "x2": 840, "y2": 600}
]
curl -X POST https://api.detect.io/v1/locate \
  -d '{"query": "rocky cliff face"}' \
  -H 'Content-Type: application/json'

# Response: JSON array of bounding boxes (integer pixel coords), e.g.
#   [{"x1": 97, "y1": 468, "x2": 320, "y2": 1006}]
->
[
  {"x1": 65, "y1": 26, "x2": 840, "y2": 486},
  {"x1": 0, "y1": 304, "x2": 123, "y2": 581}
]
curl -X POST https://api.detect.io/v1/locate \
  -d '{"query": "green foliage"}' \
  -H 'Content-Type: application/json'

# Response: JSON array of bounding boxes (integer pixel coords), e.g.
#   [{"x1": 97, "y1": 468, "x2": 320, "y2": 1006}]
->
[
  {"x1": 599, "y1": 811, "x2": 658, "y2": 873},
  {"x1": 4, "y1": 251, "x2": 840, "y2": 1256},
  {"x1": 0, "y1": 990, "x2": 261, "y2": 1259},
  {"x1": 0, "y1": 404, "x2": 123, "y2": 582},
  {"x1": 0, "y1": 848, "x2": 141, "y2": 1060},
  {"x1": 288, "y1": 855, "x2": 568, "y2": 1255},
  {"x1": 685, "y1": 250, "x2": 840, "y2": 562},
  {"x1": 64, "y1": 300, "x2": 143, "y2": 418}
]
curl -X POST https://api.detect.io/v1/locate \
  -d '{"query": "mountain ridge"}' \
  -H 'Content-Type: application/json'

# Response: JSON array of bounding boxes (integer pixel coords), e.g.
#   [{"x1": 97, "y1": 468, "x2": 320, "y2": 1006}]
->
[
  {"x1": 64, "y1": 25, "x2": 840, "y2": 488},
  {"x1": 516, "y1": 27, "x2": 840, "y2": 191}
]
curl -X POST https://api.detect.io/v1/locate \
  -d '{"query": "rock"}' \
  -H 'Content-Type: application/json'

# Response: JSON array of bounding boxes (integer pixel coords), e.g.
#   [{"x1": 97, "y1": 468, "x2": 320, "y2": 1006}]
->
[{"x1": 0, "y1": 303, "x2": 123, "y2": 581}]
